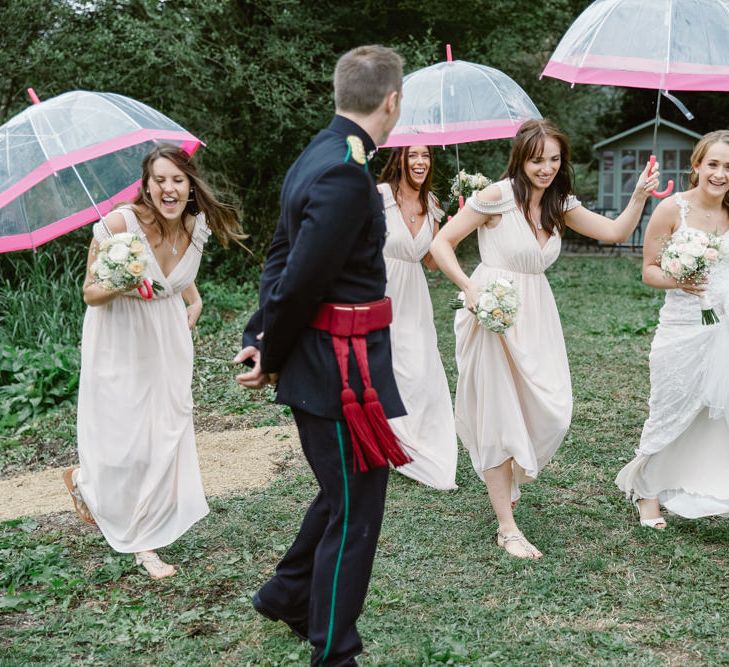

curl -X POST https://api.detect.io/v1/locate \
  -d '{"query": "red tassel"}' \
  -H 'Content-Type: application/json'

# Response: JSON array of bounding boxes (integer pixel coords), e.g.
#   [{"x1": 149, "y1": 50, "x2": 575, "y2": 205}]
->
[
  {"x1": 362, "y1": 387, "x2": 412, "y2": 467},
  {"x1": 341, "y1": 388, "x2": 386, "y2": 472}
]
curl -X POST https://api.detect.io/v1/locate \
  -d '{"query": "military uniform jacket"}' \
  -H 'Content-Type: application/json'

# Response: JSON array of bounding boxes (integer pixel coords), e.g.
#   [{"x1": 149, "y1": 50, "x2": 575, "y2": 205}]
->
[{"x1": 242, "y1": 115, "x2": 405, "y2": 421}]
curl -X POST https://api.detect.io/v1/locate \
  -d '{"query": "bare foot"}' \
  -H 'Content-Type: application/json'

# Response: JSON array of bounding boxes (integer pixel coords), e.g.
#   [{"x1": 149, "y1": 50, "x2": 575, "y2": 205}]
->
[
  {"x1": 134, "y1": 551, "x2": 177, "y2": 579},
  {"x1": 638, "y1": 498, "x2": 667, "y2": 529},
  {"x1": 496, "y1": 530, "x2": 542, "y2": 559}
]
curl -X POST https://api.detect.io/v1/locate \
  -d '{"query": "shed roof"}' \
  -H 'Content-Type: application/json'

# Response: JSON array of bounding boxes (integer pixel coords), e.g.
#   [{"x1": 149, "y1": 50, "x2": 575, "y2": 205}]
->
[{"x1": 593, "y1": 118, "x2": 701, "y2": 149}]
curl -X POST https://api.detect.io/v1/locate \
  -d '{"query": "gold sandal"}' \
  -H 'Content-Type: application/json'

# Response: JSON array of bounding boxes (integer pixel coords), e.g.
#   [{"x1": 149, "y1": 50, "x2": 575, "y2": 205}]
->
[
  {"x1": 496, "y1": 530, "x2": 542, "y2": 560},
  {"x1": 134, "y1": 551, "x2": 177, "y2": 580},
  {"x1": 62, "y1": 468, "x2": 96, "y2": 526}
]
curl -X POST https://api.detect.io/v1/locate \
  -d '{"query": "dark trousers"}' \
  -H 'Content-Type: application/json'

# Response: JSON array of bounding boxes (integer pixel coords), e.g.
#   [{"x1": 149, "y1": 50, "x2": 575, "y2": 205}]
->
[{"x1": 257, "y1": 407, "x2": 389, "y2": 666}]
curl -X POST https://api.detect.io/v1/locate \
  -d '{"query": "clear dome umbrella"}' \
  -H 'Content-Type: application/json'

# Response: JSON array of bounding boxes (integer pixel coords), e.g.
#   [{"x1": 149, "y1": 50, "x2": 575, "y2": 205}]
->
[
  {"x1": 383, "y1": 45, "x2": 541, "y2": 149},
  {"x1": 0, "y1": 89, "x2": 202, "y2": 252},
  {"x1": 381, "y1": 46, "x2": 541, "y2": 208},
  {"x1": 541, "y1": 0, "x2": 729, "y2": 197}
]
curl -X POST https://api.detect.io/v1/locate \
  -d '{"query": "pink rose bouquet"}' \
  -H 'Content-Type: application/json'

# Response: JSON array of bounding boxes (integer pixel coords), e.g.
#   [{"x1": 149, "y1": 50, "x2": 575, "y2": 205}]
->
[{"x1": 659, "y1": 227, "x2": 723, "y2": 325}]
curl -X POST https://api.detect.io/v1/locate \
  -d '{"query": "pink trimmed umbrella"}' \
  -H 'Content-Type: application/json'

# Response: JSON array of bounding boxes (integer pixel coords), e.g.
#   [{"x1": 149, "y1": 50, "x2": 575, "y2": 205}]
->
[
  {"x1": 0, "y1": 89, "x2": 202, "y2": 252},
  {"x1": 382, "y1": 45, "x2": 541, "y2": 207},
  {"x1": 383, "y1": 45, "x2": 541, "y2": 148},
  {"x1": 541, "y1": 0, "x2": 729, "y2": 197}
]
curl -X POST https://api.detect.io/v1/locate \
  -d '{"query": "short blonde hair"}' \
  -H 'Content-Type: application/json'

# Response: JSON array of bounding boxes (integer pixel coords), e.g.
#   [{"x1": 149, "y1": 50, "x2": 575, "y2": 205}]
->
[{"x1": 334, "y1": 45, "x2": 403, "y2": 114}]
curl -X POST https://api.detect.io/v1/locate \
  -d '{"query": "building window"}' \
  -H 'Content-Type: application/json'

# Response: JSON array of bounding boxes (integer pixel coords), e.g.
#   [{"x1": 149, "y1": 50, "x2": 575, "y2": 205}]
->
[{"x1": 601, "y1": 150, "x2": 615, "y2": 210}]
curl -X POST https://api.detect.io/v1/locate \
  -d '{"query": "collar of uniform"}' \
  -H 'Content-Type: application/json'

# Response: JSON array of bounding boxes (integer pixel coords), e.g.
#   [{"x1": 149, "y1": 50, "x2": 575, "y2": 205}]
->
[{"x1": 329, "y1": 115, "x2": 377, "y2": 160}]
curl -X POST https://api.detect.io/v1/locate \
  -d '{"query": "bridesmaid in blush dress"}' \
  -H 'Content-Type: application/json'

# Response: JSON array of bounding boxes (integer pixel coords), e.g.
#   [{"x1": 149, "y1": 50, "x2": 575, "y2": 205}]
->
[
  {"x1": 430, "y1": 119, "x2": 659, "y2": 559},
  {"x1": 377, "y1": 146, "x2": 458, "y2": 490},
  {"x1": 64, "y1": 144, "x2": 246, "y2": 579}
]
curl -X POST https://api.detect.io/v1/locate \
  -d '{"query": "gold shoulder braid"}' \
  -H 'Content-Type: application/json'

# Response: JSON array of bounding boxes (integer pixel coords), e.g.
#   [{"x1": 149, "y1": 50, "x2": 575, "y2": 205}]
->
[{"x1": 346, "y1": 135, "x2": 366, "y2": 165}]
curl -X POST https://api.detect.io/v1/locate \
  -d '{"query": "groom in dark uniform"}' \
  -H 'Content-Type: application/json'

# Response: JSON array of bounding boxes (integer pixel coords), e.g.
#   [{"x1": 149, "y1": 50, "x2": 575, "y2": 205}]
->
[{"x1": 234, "y1": 45, "x2": 405, "y2": 666}]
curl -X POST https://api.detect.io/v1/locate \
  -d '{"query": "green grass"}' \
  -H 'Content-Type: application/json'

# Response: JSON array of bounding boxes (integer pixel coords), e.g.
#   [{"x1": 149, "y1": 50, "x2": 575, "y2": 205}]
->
[{"x1": 2, "y1": 246, "x2": 729, "y2": 665}]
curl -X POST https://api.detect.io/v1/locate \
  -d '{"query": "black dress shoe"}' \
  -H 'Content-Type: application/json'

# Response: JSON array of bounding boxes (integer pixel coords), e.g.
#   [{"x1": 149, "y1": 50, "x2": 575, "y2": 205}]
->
[{"x1": 252, "y1": 592, "x2": 308, "y2": 641}]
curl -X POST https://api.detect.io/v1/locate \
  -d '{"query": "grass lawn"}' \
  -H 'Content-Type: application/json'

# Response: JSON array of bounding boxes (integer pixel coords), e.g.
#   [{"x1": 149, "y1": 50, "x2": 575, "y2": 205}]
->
[{"x1": 2, "y1": 247, "x2": 728, "y2": 666}]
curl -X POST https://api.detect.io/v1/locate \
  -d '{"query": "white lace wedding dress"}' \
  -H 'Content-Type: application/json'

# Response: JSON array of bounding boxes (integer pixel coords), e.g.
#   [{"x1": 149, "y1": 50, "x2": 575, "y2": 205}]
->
[{"x1": 616, "y1": 194, "x2": 729, "y2": 518}]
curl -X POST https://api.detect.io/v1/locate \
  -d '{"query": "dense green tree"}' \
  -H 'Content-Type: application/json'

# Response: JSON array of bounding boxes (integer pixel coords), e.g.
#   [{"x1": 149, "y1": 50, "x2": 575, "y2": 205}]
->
[{"x1": 4, "y1": 0, "x2": 728, "y2": 268}]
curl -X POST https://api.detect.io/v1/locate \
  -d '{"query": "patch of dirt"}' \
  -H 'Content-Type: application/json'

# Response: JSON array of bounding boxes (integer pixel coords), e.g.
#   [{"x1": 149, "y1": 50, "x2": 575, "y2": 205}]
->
[{"x1": 0, "y1": 424, "x2": 303, "y2": 522}]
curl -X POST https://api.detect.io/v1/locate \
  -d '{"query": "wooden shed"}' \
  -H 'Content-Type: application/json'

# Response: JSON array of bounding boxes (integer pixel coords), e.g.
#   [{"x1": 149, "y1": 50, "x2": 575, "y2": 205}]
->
[{"x1": 593, "y1": 118, "x2": 701, "y2": 247}]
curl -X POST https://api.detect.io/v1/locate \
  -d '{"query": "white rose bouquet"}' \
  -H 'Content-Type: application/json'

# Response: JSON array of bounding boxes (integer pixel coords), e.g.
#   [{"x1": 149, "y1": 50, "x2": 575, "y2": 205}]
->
[
  {"x1": 449, "y1": 170, "x2": 491, "y2": 212},
  {"x1": 92, "y1": 233, "x2": 161, "y2": 299},
  {"x1": 659, "y1": 226, "x2": 723, "y2": 325},
  {"x1": 450, "y1": 277, "x2": 520, "y2": 334}
]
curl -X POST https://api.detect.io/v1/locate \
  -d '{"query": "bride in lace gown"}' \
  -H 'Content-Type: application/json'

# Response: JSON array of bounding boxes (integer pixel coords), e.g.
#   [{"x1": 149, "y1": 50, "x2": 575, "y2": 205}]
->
[
  {"x1": 431, "y1": 120, "x2": 659, "y2": 558},
  {"x1": 616, "y1": 130, "x2": 729, "y2": 527},
  {"x1": 65, "y1": 145, "x2": 245, "y2": 579}
]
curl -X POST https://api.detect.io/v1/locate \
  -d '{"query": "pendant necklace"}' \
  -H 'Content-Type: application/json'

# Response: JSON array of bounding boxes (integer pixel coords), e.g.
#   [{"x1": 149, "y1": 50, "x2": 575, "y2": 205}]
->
[{"x1": 167, "y1": 224, "x2": 181, "y2": 255}]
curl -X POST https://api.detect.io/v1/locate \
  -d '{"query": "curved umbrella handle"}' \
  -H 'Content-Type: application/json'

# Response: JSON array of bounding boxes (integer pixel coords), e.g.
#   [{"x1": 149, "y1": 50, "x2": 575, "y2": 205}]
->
[
  {"x1": 649, "y1": 154, "x2": 674, "y2": 198},
  {"x1": 137, "y1": 278, "x2": 154, "y2": 300}
]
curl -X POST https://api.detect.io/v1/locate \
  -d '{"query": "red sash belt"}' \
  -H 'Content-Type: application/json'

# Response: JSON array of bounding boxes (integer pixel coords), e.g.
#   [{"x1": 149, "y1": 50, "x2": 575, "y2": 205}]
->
[{"x1": 310, "y1": 297, "x2": 411, "y2": 473}]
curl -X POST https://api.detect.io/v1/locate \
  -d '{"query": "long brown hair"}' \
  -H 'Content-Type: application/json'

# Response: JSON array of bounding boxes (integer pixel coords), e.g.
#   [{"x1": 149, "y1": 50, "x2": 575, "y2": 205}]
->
[
  {"x1": 131, "y1": 143, "x2": 247, "y2": 249},
  {"x1": 504, "y1": 119, "x2": 574, "y2": 236},
  {"x1": 688, "y1": 130, "x2": 729, "y2": 214},
  {"x1": 378, "y1": 145, "x2": 436, "y2": 214}
]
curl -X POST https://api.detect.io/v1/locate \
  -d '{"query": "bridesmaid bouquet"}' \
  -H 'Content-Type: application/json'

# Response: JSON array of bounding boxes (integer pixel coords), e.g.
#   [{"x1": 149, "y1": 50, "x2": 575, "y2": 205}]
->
[
  {"x1": 450, "y1": 278, "x2": 520, "y2": 334},
  {"x1": 92, "y1": 233, "x2": 161, "y2": 298},
  {"x1": 450, "y1": 170, "x2": 491, "y2": 201},
  {"x1": 659, "y1": 227, "x2": 723, "y2": 325}
]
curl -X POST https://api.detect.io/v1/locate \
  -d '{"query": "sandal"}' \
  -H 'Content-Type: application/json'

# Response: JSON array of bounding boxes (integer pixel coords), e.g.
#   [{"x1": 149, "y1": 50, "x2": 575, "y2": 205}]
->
[
  {"x1": 496, "y1": 530, "x2": 542, "y2": 560},
  {"x1": 637, "y1": 498, "x2": 667, "y2": 530},
  {"x1": 62, "y1": 468, "x2": 96, "y2": 526},
  {"x1": 134, "y1": 551, "x2": 177, "y2": 580},
  {"x1": 640, "y1": 516, "x2": 668, "y2": 529}
]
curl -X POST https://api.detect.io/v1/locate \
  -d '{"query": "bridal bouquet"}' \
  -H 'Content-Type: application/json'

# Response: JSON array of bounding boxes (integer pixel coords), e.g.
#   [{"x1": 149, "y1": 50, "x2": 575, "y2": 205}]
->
[
  {"x1": 92, "y1": 233, "x2": 161, "y2": 299},
  {"x1": 450, "y1": 169, "x2": 491, "y2": 201},
  {"x1": 659, "y1": 226, "x2": 723, "y2": 324},
  {"x1": 450, "y1": 277, "x2": 520, "y2": 334}
]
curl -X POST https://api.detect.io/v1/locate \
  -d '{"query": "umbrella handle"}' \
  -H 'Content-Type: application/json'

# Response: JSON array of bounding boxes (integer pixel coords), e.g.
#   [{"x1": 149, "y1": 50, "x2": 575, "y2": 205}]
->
[
  {"x1": 137, "y1": 278, "x2": 154, "y2": 300},
  {"x1": 648, "y1": 154, "x2": 674, "y2": 198}
]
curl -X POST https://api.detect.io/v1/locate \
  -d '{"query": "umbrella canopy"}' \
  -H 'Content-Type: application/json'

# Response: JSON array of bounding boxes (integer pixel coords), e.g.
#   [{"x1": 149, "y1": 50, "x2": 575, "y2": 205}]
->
[
  {"x1": 382, "y1": 57, "x2": 541, "y2": 148},
  {"x1": 541, "y1": 0, "x2": 729, "y2": 91},
  {"x1": 0, "y1": 90, "x2": 202, "y2": 252}
]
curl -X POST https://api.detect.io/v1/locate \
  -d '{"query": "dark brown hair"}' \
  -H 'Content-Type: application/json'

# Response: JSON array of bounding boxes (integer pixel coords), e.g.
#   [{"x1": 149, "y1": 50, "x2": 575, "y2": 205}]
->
[
  {"x1": 131, "y1": 144, "x2": 247, "y2": 249},
  {"x1": 688, "y1": 130, "x2": 729, "y2": 214},
  {"x1": 378, "y1": 145, "x2": 436, "y2": 215},
  {"x1": 504, "y1": 119, "x2": 574, "y2": 236}
]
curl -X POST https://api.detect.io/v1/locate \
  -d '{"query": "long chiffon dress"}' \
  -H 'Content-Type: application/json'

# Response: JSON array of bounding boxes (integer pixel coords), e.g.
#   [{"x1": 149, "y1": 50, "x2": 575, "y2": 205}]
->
[
  {"x1": 378, "y1": 183, "x2": 458, "y2": 490},
  {"x1": 616, "y1": 194, "x2": 729, "y2": 518},
  {"x1": 76, "y1": 205, "x2": 210, "y2": 552},
  {"x1": 454, "y1": 179, "x2": 580, "y2": 500}
]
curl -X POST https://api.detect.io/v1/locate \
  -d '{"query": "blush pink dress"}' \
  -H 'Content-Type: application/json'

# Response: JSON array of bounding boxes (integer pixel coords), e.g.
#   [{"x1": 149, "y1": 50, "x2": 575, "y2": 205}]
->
[
  {"x1": 378, "y1": 183, "x2": 458, "y2": 490},
  {"x1": 454, "y1": 179, "x2": 579, "y2": 500},
  {"x1": 76, "y1": 205, "x2": 210, "y2": 553}
]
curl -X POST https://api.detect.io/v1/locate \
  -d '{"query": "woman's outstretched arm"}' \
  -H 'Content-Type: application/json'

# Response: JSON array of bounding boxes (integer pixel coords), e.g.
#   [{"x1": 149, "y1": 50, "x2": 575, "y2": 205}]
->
[{"x1": 565, "y1": 161, "x2": 660, "y2": 243}]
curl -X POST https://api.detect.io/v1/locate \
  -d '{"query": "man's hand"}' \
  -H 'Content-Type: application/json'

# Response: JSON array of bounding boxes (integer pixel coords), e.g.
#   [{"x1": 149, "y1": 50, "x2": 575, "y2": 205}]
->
[{"x1": 233, "y1": 345, "x2": 277, "y2": 388}]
